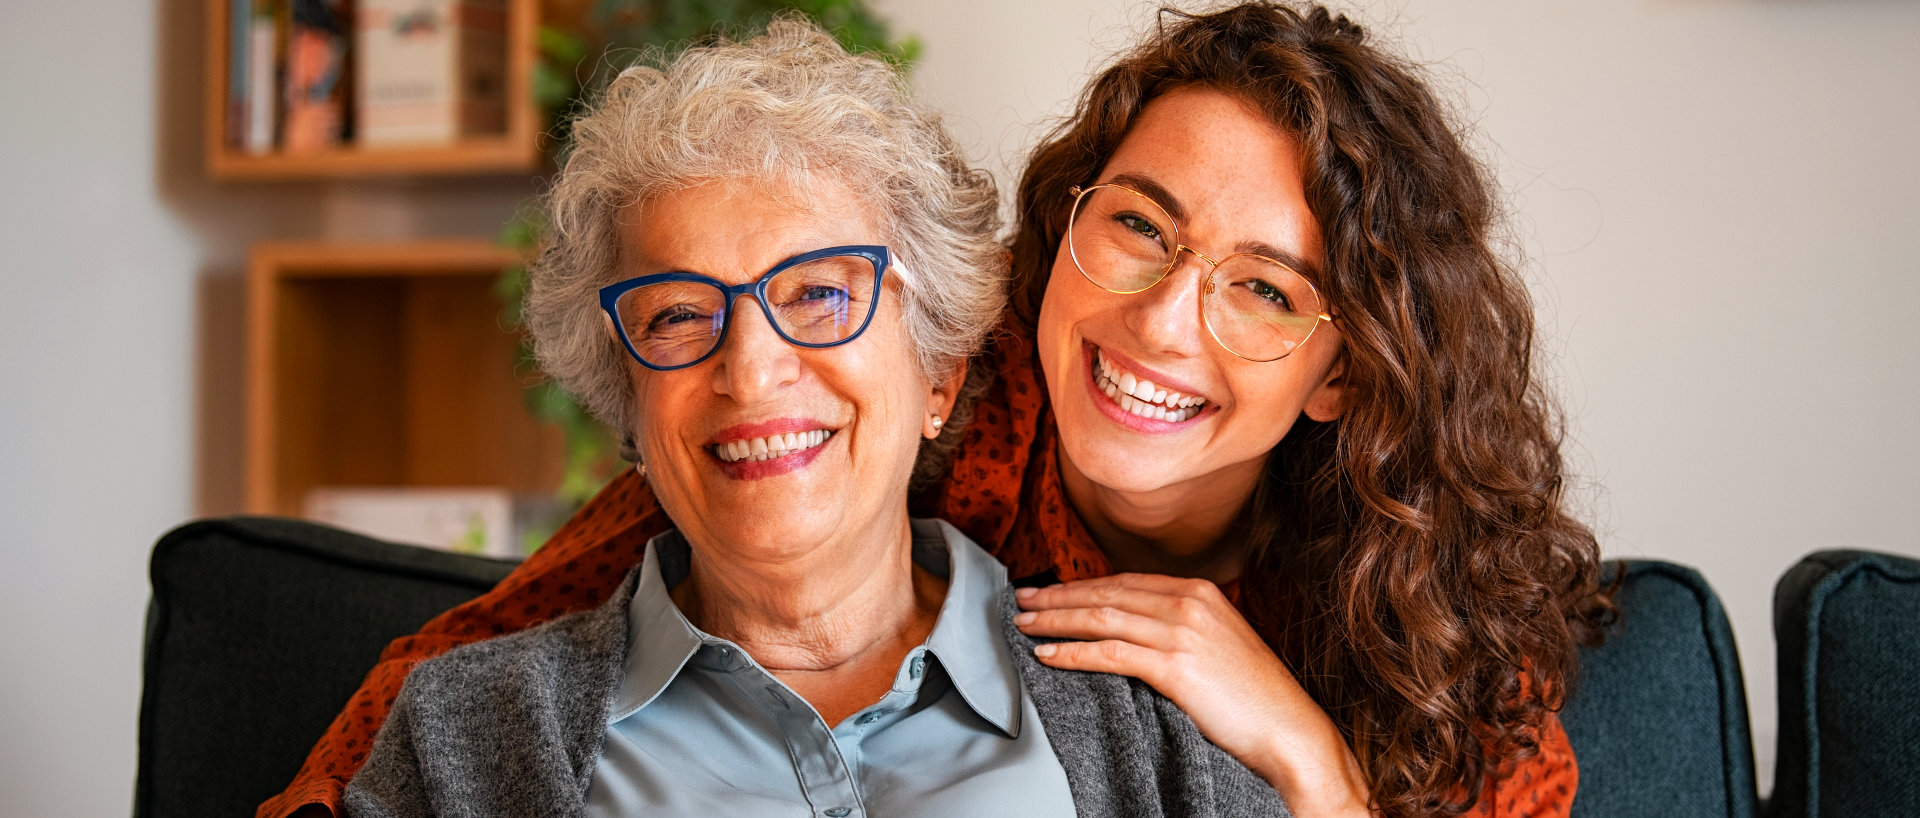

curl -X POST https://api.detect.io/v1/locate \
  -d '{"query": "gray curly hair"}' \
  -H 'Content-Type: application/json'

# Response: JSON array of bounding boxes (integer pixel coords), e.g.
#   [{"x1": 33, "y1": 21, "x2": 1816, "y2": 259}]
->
[{"x1": 525, "y1": 18, "x2": 1005, "y2": 472}]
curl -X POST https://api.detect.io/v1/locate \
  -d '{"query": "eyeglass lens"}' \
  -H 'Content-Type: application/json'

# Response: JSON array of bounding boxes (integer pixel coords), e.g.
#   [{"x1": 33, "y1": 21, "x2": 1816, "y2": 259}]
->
[
  {"x1": 1068, "y1": 184, "x2": 1323, "y2": 361},
  {"x1": 612, "y1": 254, "x2": 877, "y2": 369}
]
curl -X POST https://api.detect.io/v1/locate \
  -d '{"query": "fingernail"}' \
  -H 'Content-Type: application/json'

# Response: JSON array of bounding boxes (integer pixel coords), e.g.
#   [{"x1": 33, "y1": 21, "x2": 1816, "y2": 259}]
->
[
  {"x1": 1014, "y1": 612, "x2": 1035, "y2": 626},
  {"x1": 1034, "y1": 644, "x2": 1056, "y2": 658},
  {"x1": 1015, "y1": 587, "x2": 1037, "y2": 600}
]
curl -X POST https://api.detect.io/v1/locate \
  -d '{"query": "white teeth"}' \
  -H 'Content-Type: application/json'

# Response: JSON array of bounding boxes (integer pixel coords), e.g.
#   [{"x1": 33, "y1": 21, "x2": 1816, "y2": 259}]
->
[
  {"x1": 1092, "y1": 348, "x2": 1207, "y2": 422},
  {"x1": 714, "y1": 429, "x2": 832, "y2": 463}
]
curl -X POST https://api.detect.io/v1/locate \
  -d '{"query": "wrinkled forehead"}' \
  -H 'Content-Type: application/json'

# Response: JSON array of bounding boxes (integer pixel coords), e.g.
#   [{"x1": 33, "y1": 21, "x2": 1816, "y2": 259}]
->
[{"x1": 613, "y1": 175, "x2": 888, "y2": 279}]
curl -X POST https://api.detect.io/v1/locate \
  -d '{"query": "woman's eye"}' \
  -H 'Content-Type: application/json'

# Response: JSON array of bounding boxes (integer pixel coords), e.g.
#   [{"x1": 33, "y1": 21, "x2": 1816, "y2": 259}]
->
[
  {"x1": 1247, "y1": 279, "x2": 1291, "y2": 308},
  {"x1": 649, "y1": 306, "x2": 705, "y2": 330},
  {"x1": 1117, "y1": 214, "x2": 1163, "y2": 241},
  {"x1": 798, "y1": 285, "x2": 847, "y2": 303}
]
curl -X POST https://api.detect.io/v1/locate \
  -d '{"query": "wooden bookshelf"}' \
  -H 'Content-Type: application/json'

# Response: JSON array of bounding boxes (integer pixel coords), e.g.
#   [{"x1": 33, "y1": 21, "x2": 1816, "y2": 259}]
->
[
  {"x1": 245, "y1": 240, "x2": 566, "y2": 516},
  {"x1": 205, "y1": 0, "x2": 543, "y2": 181}
]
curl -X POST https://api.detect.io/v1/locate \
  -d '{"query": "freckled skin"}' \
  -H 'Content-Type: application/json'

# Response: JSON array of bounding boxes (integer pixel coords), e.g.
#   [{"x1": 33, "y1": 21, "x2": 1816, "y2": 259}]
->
[
  {"x1": 1023, "y1": 88, "x2": 1376, "y2": 815},
  {"x1": 1037, "y1": 86, "x2": 1348, "y2": 564}
]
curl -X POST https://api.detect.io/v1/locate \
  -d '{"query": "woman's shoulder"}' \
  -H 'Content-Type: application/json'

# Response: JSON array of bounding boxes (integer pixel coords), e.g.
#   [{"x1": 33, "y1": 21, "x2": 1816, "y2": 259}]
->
[
  {"x1": 400, "y1": 567, "x2": 641, "y2": 709},
  {"x1": 992, "y1": 588, "x2": 1289, "y2": 817},
  {"x1": 350, "y1": 571, "x2": 642, "y2": 818}
]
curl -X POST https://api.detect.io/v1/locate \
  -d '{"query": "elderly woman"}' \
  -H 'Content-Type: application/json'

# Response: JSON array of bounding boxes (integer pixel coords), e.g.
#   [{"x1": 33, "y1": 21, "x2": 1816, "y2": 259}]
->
[{"x1": 338, "y1": 20, "x2": 1282, "y2": 818}]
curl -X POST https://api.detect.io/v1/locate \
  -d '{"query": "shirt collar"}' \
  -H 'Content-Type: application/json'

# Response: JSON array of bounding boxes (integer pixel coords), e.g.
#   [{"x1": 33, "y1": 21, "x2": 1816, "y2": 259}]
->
[
  {"x1": 915, "y1": 517, "x2": 1023, "y2": 738},
  {"x1": 607, "y1": 531, "x2": 704, "y2": 723},
  {"x1": 606, "y1": 520, "x2": 1023, "y2": 738}
]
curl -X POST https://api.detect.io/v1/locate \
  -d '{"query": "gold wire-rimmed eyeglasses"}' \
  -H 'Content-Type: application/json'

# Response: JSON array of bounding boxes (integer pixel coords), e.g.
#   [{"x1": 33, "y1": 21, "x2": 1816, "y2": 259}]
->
[{"x1": 1066, "y1": 183, "x2": 1333, "y2": 362}]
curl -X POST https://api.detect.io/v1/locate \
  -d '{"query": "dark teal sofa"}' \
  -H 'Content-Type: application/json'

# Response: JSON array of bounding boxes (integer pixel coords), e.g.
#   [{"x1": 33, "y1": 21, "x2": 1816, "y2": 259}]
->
[
  {"x1": 146, "y1": 516, "x2": 1885, "y2": 818},
  {"x1": 1768, "y1": 550, "x2": 1920, "y2": 818}
]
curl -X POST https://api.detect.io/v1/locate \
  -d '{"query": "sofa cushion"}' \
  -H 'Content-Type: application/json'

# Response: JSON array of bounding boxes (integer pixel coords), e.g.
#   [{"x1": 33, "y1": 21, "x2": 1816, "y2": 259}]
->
[
  {"x1": 1770, "y1": 549, "x2": 1920, "y2": 818},
  {"x1": 1561, "y1": 561, "x2": 1758, "y2": 818},
  {"x1": 135, "y1": 517, "x2": 519, "y2": 818},
  {"x1": 138, "y1": 524, "x2": 1773, "y2": 817}
]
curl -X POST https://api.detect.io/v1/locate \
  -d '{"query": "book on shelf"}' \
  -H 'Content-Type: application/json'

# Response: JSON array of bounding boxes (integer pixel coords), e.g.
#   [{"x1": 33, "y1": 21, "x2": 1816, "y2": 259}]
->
[
  {"x1": 226, "y1": 0, "x2": 512, "y2": 157},
  {"x1": 282, "y1": 0, "x2": 352, "y2": 152},
  {"x1": 226, "y1": 0, "x2": 248, "y2": 148},
  {"x1": 242, "y1": 0, "x2": 280, "y2": 153},
  {"x1": 356, "y1": 0, "x2": 509, "y2": 147}
]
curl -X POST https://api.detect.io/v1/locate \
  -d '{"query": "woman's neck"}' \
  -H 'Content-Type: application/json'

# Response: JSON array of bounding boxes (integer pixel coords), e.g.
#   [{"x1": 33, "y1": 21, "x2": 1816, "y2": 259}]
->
[
  {"x1": 669, "y1": 514, "x2": 946, "y2": 675},
  {"x1": 1057, "y1": 441, "x2": 1262, "y2": 584}
]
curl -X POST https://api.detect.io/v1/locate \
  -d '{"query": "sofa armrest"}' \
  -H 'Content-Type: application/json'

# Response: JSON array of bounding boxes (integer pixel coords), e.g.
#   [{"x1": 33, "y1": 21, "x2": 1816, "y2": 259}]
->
[
  {"x1": 135, "y1": 516, "x2": 518, "y2": 818},
  {"x1": 1770, "y1": 549, "x2": 1920, "y2": 818},
  {"x1": 1563, "y1": 560, "x2": 1758, "y2": 818}
]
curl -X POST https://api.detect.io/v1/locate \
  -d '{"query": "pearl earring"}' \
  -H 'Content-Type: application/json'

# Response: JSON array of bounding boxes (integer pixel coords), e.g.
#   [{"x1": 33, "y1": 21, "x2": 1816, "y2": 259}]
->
[{"x1": 930, "y1": 415, "x2": 944, "y2": 433}]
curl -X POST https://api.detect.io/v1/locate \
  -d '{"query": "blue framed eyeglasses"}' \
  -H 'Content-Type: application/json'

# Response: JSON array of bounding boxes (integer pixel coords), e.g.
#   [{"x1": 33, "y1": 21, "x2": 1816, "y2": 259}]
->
[{"x1": 599, "y1": 245, "x2": 891, "y2": 371}]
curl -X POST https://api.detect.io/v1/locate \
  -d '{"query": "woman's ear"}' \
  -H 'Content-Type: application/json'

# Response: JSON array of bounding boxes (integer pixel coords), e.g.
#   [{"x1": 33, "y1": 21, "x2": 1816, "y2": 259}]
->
[
  {"x1": 923, "y1": 360, "x2": 969, "y2": 439},
  {"x1": 1303, "y1": 353, "x2": 1349, "y2": 423}
]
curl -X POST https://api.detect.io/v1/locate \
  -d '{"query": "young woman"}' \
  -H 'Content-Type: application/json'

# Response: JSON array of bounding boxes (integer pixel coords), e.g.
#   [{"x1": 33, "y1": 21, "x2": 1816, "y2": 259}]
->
[{"x1": 264, "y1": 5, "x2": 1608, "y2": 818}]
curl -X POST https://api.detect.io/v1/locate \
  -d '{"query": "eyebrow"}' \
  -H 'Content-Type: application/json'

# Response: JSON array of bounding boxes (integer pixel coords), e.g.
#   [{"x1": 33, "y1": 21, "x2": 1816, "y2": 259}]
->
[
  {"x1": 1234, "y1": 240, "x2": 1324, "y2": 281},
  {"x1": 1105, "y1": 172, "x2": 1188, "y2": 223},
  {"x1": 1099, "y1": 172, "x2": 1325, "y2": 281}
]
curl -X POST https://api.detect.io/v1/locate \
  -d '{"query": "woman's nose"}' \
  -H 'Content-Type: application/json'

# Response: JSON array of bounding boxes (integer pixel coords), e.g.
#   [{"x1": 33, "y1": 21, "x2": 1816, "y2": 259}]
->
[
  {"x1": 710, "y1": 296, "x2": 801, "y2": 404},
  {"x1": 1122, "y1": 250, "x2": 1209, "y2": 357}
]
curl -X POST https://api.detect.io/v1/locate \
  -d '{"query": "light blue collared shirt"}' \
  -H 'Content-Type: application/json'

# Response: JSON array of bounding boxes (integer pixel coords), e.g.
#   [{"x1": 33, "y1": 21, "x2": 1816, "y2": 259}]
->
[{"x1": 584, "y1": 518, "x2": 1076, "y2": 818}]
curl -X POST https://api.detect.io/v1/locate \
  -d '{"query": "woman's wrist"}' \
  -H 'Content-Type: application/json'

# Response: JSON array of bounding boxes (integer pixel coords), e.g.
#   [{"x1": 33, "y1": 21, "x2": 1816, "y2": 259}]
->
[{"x1": 1252, "y1": 728, "x2": 1375, "y2": 817}]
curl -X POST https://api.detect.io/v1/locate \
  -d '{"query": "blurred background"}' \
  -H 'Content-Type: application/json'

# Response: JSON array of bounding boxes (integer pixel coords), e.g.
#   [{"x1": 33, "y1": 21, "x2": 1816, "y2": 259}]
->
[{"x1": 2, "y1": 0, "x2": 1916, "y2": 814}]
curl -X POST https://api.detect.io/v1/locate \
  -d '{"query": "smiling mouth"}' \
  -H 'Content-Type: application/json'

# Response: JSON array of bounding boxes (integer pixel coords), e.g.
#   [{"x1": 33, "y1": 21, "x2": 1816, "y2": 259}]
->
[
  {"x1": 1092, "y1": 347, "x2": 1208, "y2": 422},
  {"x1": 711, "y1": 429, "x2": 834, "y2": 463}
]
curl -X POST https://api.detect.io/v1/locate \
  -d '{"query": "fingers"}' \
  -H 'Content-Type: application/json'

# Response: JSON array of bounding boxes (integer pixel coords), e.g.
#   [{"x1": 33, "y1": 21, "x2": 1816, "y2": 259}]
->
[
  {"x1": 1014, "y1": 605, "x2": 1181, "y2": 650},
  {"x1": 1016, "y1": 574, "x2": 1226, "y2": 625},
  {"x1": 1031, "y1": 637, "x2": 1171, "y2": 683},
  {"x1": 1026, "y1": 572, "x2": 1223, "y2": 599}
]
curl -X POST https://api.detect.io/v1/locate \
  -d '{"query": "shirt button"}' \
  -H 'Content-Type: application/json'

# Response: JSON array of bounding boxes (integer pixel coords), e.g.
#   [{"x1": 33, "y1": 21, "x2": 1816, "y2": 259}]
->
[
  {"x1": 824, "y1": 808, "x2": 852, "y2": 817},
  {"x1": 909, "y1": 654, "x2": 926, "y2": 679},
  {"x1": 856, "y1": 711, "x2": 882, "y2": 726}
]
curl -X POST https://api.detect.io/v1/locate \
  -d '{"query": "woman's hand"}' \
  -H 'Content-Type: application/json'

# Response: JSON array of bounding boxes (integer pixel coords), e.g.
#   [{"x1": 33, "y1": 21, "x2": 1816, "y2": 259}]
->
[{"x1": 1015, "y1": 573, "x2": 1375, "y2": 818}]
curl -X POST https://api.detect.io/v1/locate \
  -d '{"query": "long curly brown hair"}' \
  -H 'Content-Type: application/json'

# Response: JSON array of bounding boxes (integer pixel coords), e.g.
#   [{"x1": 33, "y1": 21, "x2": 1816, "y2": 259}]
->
[{"x1": 1006, "y1": 4, "x2": 1614, "y2": 815}]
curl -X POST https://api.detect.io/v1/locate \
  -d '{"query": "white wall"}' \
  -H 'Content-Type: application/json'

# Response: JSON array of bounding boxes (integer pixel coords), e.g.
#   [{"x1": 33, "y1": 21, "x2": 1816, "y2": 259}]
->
[
  {"x1": 875, "y1": 0, "x2": 1920, "y2": 794},
  {"x1": 0, "y1": 2, "x2": 198, "y2": 813},
  {"x1": 0, "y1": 1, "x2": 526, "y2": 815},
  {"x1": 1, "y1": 0, "x2": 1913, "y2": 812}
]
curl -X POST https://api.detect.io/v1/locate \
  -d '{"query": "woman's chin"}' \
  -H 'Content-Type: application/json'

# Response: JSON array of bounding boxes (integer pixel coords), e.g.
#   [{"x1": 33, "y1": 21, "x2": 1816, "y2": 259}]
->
[
  {"x1": 703, "y1": 524, "x2": 830, "y2": 560},
  {"x1": 1058, "y1": 435, "x2": 1192, "y2": 497}
]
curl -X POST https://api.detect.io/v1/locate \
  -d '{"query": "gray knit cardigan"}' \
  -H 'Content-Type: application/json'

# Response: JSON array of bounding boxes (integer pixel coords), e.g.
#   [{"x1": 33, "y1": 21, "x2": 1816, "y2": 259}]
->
[{"x1": 344, "y1": 567, "x2": 1291, "y2": 818}]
